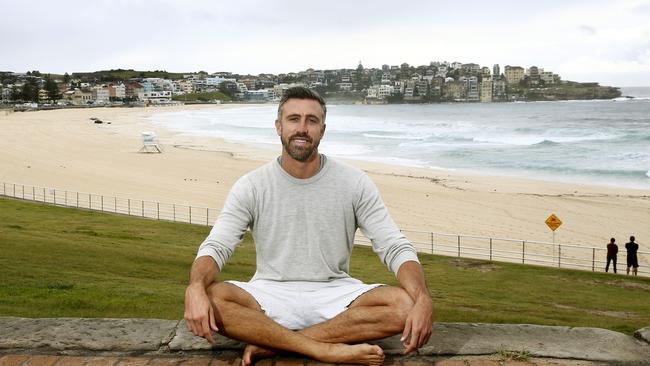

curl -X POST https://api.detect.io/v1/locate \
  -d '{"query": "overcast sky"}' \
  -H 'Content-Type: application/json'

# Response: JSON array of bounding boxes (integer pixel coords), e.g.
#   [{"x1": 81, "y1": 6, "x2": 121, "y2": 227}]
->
[{"x1": 2, "y1": 0, "x2": 650, "y2": 86}]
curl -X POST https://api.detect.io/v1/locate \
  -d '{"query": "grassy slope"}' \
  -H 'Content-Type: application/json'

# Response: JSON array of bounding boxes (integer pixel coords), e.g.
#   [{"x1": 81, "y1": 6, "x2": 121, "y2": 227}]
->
[{"x1": 1, "y1": 197, "x2": 648, "y2": 334}]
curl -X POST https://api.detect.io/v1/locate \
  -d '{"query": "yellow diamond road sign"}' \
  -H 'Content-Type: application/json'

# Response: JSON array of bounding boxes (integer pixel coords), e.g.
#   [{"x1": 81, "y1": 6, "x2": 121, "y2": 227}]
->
[{"x1": 545, "y1": 214, "x2": 562, "y2": 231}]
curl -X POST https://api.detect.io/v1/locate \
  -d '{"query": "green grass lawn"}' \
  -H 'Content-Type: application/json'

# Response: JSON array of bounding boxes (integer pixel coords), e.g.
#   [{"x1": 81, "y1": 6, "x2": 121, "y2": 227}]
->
[{"x1": 1, "y1": 197, "x2": 648, "y2": 335}]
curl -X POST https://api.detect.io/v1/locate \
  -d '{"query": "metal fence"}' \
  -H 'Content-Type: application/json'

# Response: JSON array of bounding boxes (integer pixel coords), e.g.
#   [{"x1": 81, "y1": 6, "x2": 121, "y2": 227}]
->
[
  {"x1": 355, "y1": 229, "x2": 648, "y2": 277},
  {"x1": 2, "y1": 181, "x2": 648, "y2": 277},
  {"x1": 1, "y1": 182, "x2": 216, "y2": 226}
]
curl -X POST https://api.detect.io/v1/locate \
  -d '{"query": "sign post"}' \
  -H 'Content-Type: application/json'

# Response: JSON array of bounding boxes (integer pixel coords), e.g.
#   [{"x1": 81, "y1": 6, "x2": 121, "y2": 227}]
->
[{"x1": 545, "y1": 213, "x2": 562, "y2": 258}]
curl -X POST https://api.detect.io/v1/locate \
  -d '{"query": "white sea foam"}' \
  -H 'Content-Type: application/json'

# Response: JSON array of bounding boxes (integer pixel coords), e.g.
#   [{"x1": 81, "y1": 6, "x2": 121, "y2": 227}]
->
[{"x1": 150, "y1": 101, "x2": 650, "y2": 189}]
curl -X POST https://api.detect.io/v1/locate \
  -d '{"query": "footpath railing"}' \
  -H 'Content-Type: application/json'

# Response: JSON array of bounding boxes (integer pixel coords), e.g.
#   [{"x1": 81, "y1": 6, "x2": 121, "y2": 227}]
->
[
  {"x1": 356, "y1": 230, "x2": 648, "y2": 276},
  {"x1": 1, "y1": 182, "x2": 216, "y2": 226},
  {"x1": 2, "y1": 181, "x2": 648, "y2": 277}
]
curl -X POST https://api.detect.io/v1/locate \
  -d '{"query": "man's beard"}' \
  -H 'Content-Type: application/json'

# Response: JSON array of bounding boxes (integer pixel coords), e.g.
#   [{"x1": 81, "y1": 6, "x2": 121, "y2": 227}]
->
[{"x1": 281, "y1": 132, "x2": 320, "y2": 162}]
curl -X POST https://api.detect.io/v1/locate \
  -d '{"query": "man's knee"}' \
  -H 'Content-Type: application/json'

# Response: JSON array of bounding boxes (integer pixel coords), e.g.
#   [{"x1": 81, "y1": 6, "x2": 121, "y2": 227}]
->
[
  {"x1": 206, "y1": 282, "x2": 230, "y2": 302},
  {"x1": 392, "y1": 289, "x2": 415, "y2": 326},
  {"x1": 363, "y1": 287, "x2": 414, "y2": 331},
  {"x1": 206, "y1": 282, "x2": 261, "y2": 310}
]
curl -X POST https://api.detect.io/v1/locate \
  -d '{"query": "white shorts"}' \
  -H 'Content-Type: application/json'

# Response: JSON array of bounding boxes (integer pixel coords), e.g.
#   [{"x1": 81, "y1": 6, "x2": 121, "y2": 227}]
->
[{"x1": 226, "y1": 277, "x2": 383, "y2": 330}]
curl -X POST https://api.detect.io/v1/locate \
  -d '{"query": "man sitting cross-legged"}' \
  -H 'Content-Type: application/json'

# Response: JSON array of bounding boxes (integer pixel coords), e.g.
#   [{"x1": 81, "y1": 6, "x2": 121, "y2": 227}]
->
[{"x1": 184, "y1": 87, "x2": 433, "y2": 366}]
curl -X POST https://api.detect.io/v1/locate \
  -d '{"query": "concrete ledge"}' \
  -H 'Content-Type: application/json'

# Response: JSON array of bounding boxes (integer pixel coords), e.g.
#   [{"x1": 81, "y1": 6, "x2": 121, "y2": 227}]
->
[
  {"x1": 0, "y1": 317, "x2": 178, "y2": 352},
  {"x1": 1, "y1": 317, "x2": 649, "y2": 365},
  {"x1": 635, "y1": 326, "x2": 650, "y2": 344}
]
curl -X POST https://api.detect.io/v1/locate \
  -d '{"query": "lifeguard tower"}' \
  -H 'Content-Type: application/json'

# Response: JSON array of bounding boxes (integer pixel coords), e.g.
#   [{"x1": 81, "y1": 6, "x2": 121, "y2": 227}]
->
[{"x1": 138, "y1": 131, "x2": 163, "y2": 153}]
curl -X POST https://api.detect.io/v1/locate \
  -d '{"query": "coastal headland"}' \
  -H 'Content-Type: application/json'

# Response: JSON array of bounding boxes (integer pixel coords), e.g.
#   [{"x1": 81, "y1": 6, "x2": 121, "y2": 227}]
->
[{"x1": 1, "y1": 105, "x2": 648, "y2": 270}]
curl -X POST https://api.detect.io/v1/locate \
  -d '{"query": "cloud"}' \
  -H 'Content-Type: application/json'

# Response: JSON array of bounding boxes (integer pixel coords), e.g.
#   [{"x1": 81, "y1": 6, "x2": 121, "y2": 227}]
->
[
  {"x1": 2, "y1": 0, "x2": 650, "y2": 85},
  {"x1": 579, "y1": 25, "x2": 597, "y2": 36}
]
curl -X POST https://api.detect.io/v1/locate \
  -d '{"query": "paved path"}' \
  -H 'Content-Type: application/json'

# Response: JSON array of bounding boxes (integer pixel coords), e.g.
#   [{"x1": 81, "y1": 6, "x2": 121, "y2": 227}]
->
[
  {"x1": 0, "y1": 353, "x2": 614, "y2": 365},
  {"x1": 1, "y1": 318, "x2": 649, "y2": 365}
]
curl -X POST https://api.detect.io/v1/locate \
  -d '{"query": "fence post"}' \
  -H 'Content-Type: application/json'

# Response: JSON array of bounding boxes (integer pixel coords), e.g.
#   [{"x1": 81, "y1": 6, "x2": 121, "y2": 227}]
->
[
  {"x1": 65, "y1": 191, "x2": 68, "y2": 206},
  {"x1": 128, "y1": 199, "x2": 131, "y2": 215},
  {"x1": 76, "y1": 192, "x2": 79, "y2": 208},
  {"x1": 3, "y1": 182, "x2": 5, "y2": 195},
  {"x1": 43, "y1": 188, "x2": 46, "y2": 202},
  {"x1": 522, "y1": 241, "x2": 525, "y2": 264},
  {"x1": 89, "y1": 194, "x2": 92, "y2": 210},
  {"x1": 489, "y1": 238, "x2": 493, "y2": 261},
  {"x1": 457, "y1": 235, "x2": 461, "y2": 257},
  {"x1": 32, "y1": 186, "x2": 35, "y2": 200},
  {"x1": 101, "y1": 195, "x2": 104, "y2": 211},
  {"x1": 430, "y1": 232, "x2": 434, "y2": 254},
  {"x1": 173, "y1": 204, "x2": 176, "y2": 222},
  {"x1": 206, "y1": 208, "x2": 209, "y2": 226},
  {"x1": 53, "y1": 190, "x2": 56, "y2": 205},
  {"x1": 558, "y1": 245, "x2": 562, "y2": 268},
  {"x1": 157, "y1": 202, "x2": 160, "y2": 220},
  {"x1": 22, "y1": 184, "x2": 25, "y2": 199},
  {"x1": 142, "y1": 200, "x2": 145, "y2": 218},
  {"x1": 592, "y1": 248, "x2": 595, "y2": 272},
  {"x1": 13, "y1": 184, "x2": 16, "y2": 197},
  {"x1": 114, "y1": 197, "x2": 117, "y2": 213}
]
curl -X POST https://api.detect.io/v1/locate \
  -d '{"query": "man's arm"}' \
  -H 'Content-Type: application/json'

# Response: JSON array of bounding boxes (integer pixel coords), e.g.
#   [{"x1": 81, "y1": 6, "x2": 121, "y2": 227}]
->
[
  {"x1": 184, "y1": 256, "x2": 220, "y2": 343},
  {"x1": 397, "y1": 260, "x2": 433, "y2": 354},
  {"x1": 184, "y1": 175, "x2": 255, "y2": 343}
]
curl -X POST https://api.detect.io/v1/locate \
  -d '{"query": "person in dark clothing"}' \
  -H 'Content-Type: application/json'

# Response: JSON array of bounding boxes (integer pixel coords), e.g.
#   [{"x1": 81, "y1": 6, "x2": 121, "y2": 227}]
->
[
  {"x1": 606, "y1": 238, "x2": 618, "y2": 273},
  {"x1": 625, "y1": 236, "x2": 639, "y2": 276}
]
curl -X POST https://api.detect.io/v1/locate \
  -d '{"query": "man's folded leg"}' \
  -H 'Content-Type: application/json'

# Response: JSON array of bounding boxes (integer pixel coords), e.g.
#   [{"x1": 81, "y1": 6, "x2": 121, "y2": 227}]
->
[{"x1": 207, "y1": 282, "x2": 386, "y2": 366}]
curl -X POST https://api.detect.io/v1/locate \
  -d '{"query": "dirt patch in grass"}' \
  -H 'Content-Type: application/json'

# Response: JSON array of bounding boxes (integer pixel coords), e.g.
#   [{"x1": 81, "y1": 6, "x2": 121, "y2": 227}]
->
[
  {"x1": 554, "y1": 303, "x2": 640, "y2": 319},
  {"x1": 584, "y1": 279, "x2": 650, "y2": 292},
  {"x1": 448, "y1": 258, "x2": 500, "y2": 272}
]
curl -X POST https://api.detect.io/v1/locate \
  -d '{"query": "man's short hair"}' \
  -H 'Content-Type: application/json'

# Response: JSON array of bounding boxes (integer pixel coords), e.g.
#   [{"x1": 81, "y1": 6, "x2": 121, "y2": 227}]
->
[{"x1": 277, "y1": 87, "x2": 327, "y2": 121}]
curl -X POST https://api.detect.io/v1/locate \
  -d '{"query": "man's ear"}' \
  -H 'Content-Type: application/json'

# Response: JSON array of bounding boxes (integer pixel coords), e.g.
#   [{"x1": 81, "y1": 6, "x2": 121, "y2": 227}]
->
[
  {"x1": 321, "y1": 123, "x2": 326, "y2": 136},
  {"x1": 275, "y1": 119, "x2": 281, "y2": 136}
]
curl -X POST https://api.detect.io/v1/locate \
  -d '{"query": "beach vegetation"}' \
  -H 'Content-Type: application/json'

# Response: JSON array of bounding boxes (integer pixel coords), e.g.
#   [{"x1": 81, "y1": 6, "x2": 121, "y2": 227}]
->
[
  {"x1": 70, "y1": 69, "x2": 187, "y2": 83},
  {"x1": 1, "y1": 197, "x2": 649, "y2": 335},
  {"x1": 171, "y1": 91, "x2": 231, "y2": 103}
]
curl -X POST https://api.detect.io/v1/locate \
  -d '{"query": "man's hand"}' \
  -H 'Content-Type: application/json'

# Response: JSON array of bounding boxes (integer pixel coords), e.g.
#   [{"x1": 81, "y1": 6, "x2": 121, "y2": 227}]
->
[
  {"x1": 401, "y1": 293, "x2": 433, "y2": 354},
  {"x1": 184, "y1": 282, "x2": 219, "y2": 343}
]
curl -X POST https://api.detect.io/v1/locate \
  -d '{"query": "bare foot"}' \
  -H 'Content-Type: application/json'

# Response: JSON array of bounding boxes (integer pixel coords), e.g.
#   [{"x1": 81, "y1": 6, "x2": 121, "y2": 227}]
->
[
  {"x1": 323, "y1": 343, "x2": 385, "y2": 366},
  {"x1": 241, "y1": 344, "x2": 278, "y2": 366}
]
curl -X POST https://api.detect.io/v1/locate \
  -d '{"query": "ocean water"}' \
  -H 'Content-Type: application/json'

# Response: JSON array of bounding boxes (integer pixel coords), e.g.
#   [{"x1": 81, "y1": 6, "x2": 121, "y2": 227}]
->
[{"x1": 150, "y1": 89, "x2": 650, "y2": 189}]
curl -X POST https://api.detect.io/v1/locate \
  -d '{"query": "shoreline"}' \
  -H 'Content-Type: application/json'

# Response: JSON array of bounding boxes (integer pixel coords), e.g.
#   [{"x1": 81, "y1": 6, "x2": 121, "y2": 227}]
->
[{"x1": 1, "y1": 106, "x2": 648, "y2": 266}]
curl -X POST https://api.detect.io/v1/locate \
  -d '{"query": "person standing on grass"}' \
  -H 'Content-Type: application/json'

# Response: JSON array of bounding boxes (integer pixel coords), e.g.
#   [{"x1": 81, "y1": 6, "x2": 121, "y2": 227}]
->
[
  {"x1": 605, "y1": 238, "x2": 618, "y2": 273},
  {"x1": 625, "y1": 236, "x2": 639, "y2": 276},
  {"x1": 184, "y1": 87, "x2": 433, "y2": 366}
]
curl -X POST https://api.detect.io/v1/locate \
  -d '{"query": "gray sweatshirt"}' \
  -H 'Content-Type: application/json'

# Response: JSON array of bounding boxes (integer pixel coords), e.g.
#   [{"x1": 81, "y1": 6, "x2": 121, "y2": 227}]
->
[{"x1": 196, "y1": 156, "x2": 419, "y2": 282}]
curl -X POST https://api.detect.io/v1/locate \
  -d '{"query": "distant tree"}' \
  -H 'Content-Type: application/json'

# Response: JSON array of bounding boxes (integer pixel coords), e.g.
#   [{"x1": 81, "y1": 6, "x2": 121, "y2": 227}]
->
[
  {"x1": 20, "y1": 78, "x2": 40, "y2": 102},
  {"x1": 63, "y1": 72, "x2": 70, "y2": 84},
  {"x1": 218, "y1": 81, "x2": 237, "y2": 98},
  {"x1": 313, "y1": 84, "x2": 328, "y2": 96},
  {"x1": 11, "y1": 86, "x2": 22, "y2": 101},
  {"x1": 447, "y1": 69, "x2": 460, "y2": 80},
  {"x1": 44, "y1": 74, "x2": 61, "y2": 102}
]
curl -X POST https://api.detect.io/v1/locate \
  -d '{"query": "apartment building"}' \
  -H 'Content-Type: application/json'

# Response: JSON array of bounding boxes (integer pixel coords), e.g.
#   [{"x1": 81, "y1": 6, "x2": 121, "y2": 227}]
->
[
  {"x1": 504, "y1": 66, "x2": 525, "y2": 85},
  {"x1": 91, "y1": 85, "x2": 110, "y2": 103},
  {"x1": 480, "y1": 78, "x2": 493, "y2": 102},
  {"x1": 467, "y1": 76, "x2": 479, "y2": 101},
  {"x1": 142, "y1": 90, "x2": 172, "y2": 103}
]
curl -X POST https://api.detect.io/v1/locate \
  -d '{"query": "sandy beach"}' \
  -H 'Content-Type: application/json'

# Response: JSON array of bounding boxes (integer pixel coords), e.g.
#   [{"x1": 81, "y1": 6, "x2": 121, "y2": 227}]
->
[{"x1": 1, "y1": 105, "x2": 648, "y2": 269}]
